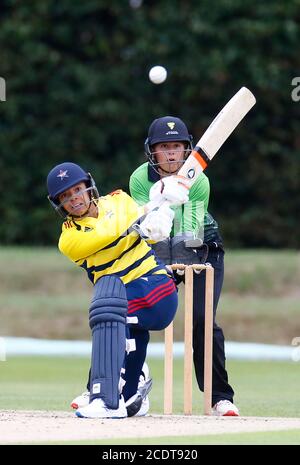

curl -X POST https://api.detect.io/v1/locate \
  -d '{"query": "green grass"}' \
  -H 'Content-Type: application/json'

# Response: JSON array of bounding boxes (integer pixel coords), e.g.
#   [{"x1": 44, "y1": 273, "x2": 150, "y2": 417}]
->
[
  {"x1": 1, "y1": 357, "x2": 299, "y2": 418},
  {"x1": 28, "y1": 429, "x2": 300, "y2": 445},
  {"x1": 1, "y1": 357, "x2": 299, "y2": 445},
  {"x1": 223, "y1": 249, "x2": 300, "y2": 296},
  {"x1": 1, "y1": 247, "x2": 299, "y2": 343}
]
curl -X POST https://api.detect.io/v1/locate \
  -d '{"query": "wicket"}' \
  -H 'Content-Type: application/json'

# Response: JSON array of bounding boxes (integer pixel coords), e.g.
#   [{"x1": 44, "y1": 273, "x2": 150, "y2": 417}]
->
[{"x1": 164, "y1": 263, "x2": 214, "y2": 416}]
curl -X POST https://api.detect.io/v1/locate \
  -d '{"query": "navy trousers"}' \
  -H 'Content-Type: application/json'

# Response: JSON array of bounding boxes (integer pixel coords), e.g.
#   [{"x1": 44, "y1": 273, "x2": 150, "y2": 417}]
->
[{"x1": 123, "y1": 274, "x2": 178, "y2": 401}]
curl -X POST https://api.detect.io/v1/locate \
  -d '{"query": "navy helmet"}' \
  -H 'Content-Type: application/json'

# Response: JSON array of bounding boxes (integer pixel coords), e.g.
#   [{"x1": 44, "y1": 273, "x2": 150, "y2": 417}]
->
[
  {"x1": 144, "y1": 116, "x2": 193, "y2": 174},
  {"x1": 47, "y1": 162, "x2": 99, "y2": 217}
]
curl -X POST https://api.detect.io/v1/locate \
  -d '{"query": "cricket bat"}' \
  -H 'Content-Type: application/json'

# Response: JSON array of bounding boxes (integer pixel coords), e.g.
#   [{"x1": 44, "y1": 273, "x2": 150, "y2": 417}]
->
[{"x1": 175, "y1": 86, "x2": 256, "y2": 186}]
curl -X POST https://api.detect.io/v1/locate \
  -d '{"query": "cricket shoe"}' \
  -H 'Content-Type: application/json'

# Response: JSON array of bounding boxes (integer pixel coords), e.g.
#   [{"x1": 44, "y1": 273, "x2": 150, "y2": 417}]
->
[
  {"x1": 125, "y1": 379, "x2": 152, "y2": 417},
  {"x1": 71, "y1": 388, "x2": 150, "y2": 416},
  {"x1": 212, "y1": 400, "x2": 239, "y2": 417},
  {"x1": 71, "y1": 390, "x2": 90, "y2": 410},
  {"x1": 71, "y1": 363, "x2": 151, "y2": 413},
  {"x1": 125, "y1": 362, "x2": 152, "y2": 417},
  {"x1": 76, "y1": 396, "x2": 127, "y2": 419},
  {"x1": 136, "y1": 396, "x2": 150, "y2": 417}
]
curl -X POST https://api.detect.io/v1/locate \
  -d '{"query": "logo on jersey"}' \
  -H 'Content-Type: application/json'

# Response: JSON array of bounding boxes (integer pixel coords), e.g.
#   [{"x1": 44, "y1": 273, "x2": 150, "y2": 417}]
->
[
  {"x1": 104, "y1": 210, "x2": 114, "y2": 219},
  {"x1": 64, "y1": 221, "x2": 73, "y2": 229},
  {"x1": 57, "y1": 170, "x2": 69, "y2": 180}
]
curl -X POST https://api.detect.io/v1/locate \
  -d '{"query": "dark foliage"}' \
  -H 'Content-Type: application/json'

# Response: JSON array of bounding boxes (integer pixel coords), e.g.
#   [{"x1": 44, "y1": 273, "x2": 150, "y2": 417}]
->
[{"x1": 0, "y1": 0, "x2": 299, "y2": 246}]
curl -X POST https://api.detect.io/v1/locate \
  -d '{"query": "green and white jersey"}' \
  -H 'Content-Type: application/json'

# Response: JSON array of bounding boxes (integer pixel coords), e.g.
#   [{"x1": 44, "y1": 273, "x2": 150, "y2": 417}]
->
[{"x1": 129, "y1": 162, "x2": 222, "y2": 245}]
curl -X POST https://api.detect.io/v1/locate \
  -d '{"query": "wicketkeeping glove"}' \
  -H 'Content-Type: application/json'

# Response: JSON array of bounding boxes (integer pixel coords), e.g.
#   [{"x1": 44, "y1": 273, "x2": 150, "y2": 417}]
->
[{"x1": 149, "y1": 175, "x2": 190, "y2": 206}]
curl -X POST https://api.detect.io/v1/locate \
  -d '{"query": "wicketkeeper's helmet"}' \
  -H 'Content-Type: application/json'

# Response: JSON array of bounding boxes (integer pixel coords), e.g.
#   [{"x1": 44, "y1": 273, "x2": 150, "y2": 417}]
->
[{"x1": 144, "y1": 116, "x2": 193, "y2": 174}]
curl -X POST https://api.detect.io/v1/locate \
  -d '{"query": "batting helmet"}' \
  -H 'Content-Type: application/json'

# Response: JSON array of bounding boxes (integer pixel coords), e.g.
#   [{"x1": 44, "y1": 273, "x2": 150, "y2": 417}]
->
[{"x1": 47, "y1": 162, "x2": 99, "y2": 217}]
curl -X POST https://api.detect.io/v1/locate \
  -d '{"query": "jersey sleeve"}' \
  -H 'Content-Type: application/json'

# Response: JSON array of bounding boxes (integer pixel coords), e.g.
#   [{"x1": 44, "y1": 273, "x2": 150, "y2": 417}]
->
[
  {"x1": 59, "y1": 224, "x2": 115, "y2": 263},
  {"x1": 129, "y1": 172, "x2": 150, "y2": 206},
  {"x1": 189, "y1": 173, "x2": 210, "y2": 212}
]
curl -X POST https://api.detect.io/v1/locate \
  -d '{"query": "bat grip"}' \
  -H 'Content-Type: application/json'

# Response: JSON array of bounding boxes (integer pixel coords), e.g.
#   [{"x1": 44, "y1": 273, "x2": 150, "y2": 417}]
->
[
  {"x1": 144, "y1": 198, "x2": 171, "y2": 214},
  {"x1": 132, "y1": 199, "x2": 171, "y2": 238}
]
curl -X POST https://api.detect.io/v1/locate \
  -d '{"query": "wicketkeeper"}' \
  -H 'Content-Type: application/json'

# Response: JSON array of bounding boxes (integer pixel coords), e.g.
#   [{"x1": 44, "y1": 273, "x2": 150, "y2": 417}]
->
[
  {"x1": 47, "y1": 162, "x2": 185, "y2": 418},
  {"x1": 129, "y1": 116, "x2": 239, "y2": 416}
]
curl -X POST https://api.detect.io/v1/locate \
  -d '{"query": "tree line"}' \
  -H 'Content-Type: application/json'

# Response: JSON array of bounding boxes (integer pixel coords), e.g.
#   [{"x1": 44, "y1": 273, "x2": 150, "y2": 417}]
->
[{"x1": 0, "y1": 0, "x2": 299, "y2": 247}]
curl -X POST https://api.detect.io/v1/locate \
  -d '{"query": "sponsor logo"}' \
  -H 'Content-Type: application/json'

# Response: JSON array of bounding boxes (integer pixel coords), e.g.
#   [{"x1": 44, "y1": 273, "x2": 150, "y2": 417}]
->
[
  {"x1": 167, "y1": 122, "x2": 175, "y2": 130},
  {"x1": 187, "y1": 168, "x2": 195, "y2": 179},
  {"x1": 64, "y1": 221, "x2": 73, "y2": 229},
  {"x1": 166, "y1": 130, "x2": 179, "y2": 136},
  {"x1": 104, "y1": 210, "x2": 114, "y2": 219},
  {"x1": 57, "y1": 170, "x2": 69, "y2": 180},
  {"x1": 92, "y1": 383, "x2": 101, "y2": 394}
]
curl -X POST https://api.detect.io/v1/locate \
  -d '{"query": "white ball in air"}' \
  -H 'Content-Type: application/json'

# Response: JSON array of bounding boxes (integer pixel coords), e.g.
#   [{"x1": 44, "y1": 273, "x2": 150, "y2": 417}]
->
[{"x1": 149, "y1": 66, "x2": 167, "y2": 84}]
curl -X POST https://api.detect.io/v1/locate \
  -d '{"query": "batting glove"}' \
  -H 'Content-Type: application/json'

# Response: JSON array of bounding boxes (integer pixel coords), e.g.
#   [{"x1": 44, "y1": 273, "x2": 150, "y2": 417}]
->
[
  {"x1": 138, "y1": 205, "x2": 174, "y2": 242},
  {"x1": 149, "y1": 175, "x2": 190, "y2": 206}
]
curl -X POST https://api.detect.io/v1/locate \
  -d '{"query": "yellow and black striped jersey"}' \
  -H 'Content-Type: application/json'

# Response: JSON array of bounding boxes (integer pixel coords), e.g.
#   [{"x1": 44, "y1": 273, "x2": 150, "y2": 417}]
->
[{"x1": 58, "y1": 190, "x2": 167, "y2": 285}]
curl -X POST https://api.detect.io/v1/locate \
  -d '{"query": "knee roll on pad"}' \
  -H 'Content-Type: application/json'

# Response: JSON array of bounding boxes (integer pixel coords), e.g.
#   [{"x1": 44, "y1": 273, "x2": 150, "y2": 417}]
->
[
  {"x1": 89, "y1": 275, "x2": 128, "y2": 329},
  {"x1": 89, "y1": 275, "x2": 128, "y2": 409}
]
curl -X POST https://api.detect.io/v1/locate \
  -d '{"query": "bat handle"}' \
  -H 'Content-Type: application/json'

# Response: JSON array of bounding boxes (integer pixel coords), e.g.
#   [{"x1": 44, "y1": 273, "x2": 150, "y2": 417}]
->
[
  {"x1": 144, "y1": 198, "x2": 171, "y2": 214},
  {"x1": 132, "y1": 198, "x2": 171, "y2": 237}
]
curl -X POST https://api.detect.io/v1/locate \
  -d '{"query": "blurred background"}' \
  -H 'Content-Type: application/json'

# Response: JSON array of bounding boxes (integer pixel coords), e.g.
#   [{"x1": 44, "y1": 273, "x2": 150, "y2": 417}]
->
[{"x1": 0, "y1": 0, "x2": 299, "y2": 344}]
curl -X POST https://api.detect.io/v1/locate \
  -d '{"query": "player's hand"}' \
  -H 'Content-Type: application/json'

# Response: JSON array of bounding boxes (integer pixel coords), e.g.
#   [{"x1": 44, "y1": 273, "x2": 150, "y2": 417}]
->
[
  {"x1": 139, "y1": 205, "x2": 174, "y2": 242},
  {"x1": 149, "y1": 176, "x2": 190, "y2": 206}
]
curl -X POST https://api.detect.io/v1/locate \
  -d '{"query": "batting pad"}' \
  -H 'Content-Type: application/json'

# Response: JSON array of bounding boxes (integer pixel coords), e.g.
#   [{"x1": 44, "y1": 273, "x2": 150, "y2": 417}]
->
[{"x1": 89, "y1": 275, "x2": 128, "y2": 409}]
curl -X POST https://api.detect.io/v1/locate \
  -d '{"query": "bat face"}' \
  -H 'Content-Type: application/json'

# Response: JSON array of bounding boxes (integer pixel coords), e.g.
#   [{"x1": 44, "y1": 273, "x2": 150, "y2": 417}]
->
[{"x1": 177, "y1": 87, "x2": 256, "y2": 185}]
